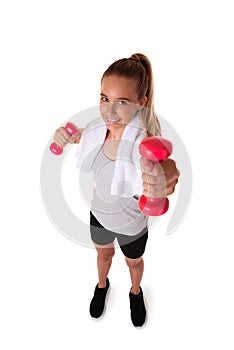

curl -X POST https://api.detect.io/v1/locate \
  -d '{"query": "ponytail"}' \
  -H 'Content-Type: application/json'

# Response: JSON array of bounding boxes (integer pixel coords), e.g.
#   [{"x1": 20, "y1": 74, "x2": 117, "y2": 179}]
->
[{"x1": 102, "y1": 53, "x2": 161, "y2": 136}]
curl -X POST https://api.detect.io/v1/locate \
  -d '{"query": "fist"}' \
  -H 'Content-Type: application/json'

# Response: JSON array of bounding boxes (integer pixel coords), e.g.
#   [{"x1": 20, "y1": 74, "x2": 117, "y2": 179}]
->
[
  {"x1": 140, "y1": 157, "x2": 180, "y2": 198},
  {"x1": 54, "y1": 127, "x2": 80, "y2": 148}
]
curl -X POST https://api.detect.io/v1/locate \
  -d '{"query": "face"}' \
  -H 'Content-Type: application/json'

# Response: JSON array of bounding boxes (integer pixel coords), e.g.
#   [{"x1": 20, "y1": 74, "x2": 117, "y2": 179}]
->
[{"x1": 99, "y1": 75, "x2": 147, "y2": 133}]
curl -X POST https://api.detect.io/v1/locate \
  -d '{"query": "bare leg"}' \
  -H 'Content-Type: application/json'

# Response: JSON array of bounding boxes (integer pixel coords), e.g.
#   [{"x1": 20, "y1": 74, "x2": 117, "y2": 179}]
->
[
  {"x1": 125, "y1": 257, "x2": 144, "y2": 295},
  {"x1": 95, "y1": 243, "x2": 115, "y2": 288}
]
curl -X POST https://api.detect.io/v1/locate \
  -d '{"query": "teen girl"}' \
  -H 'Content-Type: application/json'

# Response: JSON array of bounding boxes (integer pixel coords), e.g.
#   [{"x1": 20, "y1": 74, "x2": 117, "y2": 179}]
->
[{"x1": 53, "y1": 53, "x2": 179, "y2": 327}]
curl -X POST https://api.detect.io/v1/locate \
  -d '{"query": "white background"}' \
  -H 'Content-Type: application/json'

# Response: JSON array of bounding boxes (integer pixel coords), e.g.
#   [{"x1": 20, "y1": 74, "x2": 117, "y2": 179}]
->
[{"x1": 1, "y1": 0, "x2": 233, "y2": 349}]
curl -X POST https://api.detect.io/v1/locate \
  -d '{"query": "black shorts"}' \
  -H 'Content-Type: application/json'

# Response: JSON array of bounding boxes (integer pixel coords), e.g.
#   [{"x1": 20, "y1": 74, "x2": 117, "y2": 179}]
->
[{"x1": 90, "y1": 211, "x2": 148, "y2": 259}]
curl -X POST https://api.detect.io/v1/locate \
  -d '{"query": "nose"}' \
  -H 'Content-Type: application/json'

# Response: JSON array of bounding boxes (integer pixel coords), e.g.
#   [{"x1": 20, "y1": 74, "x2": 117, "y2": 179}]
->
[{"x1": 107, "y1": 102, "x2": 117, "y2": 115}]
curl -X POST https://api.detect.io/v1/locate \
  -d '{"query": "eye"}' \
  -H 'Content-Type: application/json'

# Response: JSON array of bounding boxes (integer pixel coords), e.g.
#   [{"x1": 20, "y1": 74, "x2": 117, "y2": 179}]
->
[
  {"x1": 118, "y1": 100, "x2": 128, "y2": 105},
  {"x1": 101, "y1": 96, "x2": 109, "y2": 102}
]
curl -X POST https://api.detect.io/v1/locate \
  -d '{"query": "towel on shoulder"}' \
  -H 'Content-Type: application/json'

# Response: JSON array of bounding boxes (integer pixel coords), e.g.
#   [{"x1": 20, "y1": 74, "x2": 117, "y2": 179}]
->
[{"x1": 76, "y1": 111, "x2": 147, "y2": 198}]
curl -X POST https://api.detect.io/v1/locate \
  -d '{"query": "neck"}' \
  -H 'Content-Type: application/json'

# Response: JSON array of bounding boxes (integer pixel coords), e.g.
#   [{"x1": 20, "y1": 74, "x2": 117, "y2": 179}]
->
[{"x1": 106, "y1": 127, "x2": 125, "y2": 140}]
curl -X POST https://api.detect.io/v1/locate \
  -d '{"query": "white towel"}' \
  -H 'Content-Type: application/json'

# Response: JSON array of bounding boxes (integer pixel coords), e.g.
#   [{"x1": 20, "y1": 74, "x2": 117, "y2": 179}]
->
[{"x1": 76, "y1": 111, "x2": 147, "y2": 198}]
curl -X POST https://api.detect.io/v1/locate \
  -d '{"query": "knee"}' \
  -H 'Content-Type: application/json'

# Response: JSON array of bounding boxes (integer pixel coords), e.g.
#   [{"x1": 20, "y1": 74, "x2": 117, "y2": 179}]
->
[
  {"x1": 125, "y1": 257, "x2": 143, "y2": 268},
  {"x1": 98, "y1": 248, "x2": 115, "y2": 261}
]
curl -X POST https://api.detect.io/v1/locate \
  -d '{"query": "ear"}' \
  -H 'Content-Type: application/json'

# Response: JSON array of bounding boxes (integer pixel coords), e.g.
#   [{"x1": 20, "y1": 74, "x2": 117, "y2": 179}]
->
[{"x1": 138, "y1": 96, "x2": 148, "y2": 109}]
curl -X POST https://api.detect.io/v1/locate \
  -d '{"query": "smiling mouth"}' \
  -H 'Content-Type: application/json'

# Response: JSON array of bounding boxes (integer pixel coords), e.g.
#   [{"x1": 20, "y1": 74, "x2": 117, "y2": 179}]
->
[{"x1": 106, "y1": 117, "x2": 121, "y2": 123}]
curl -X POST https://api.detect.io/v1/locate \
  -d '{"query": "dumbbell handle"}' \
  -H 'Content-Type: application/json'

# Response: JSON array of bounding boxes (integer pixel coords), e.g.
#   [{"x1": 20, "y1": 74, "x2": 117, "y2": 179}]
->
[
  {"x1": 138, "y1": 136, "x2": 173, "y2": 216},
  {"x1": 50, "y1": 122, "x2": 79, "y2": 155}
]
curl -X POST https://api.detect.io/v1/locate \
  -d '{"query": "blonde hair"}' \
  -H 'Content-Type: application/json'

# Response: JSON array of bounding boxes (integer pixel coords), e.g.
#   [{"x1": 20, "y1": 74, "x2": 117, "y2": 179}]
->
[{"x1": 101, "y1": 53, "x2": 161, "y2": 136}]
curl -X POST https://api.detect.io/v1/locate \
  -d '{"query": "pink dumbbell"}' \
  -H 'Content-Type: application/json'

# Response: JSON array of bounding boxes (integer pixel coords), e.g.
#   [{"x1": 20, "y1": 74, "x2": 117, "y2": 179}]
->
[
  {"x1": 138, "y1": 136, "x2": 173, "y2": 216},
  {"x1": 50, "y1": 122, "x2": 79, "y2": 155}
]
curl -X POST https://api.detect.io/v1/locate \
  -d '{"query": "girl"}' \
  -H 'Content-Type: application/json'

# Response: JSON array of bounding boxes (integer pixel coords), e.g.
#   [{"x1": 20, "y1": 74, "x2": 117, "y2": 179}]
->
[{"x1": 54, "y1": 53, "x2": 179, "y2": 327}]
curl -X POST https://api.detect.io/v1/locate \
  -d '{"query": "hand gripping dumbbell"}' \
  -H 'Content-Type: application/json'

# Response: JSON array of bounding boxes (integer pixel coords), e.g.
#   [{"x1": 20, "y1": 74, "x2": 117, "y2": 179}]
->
[
  {"x1": 50, "y1": 122, "x2": 79, "y2": 155},
  {"x1": 138, "y1": 136, "x2": 173, "y2": 216}
]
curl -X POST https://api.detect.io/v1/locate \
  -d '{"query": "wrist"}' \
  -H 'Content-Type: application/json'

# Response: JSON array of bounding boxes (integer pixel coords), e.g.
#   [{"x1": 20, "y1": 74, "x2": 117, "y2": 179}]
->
[{"x1": 74, "y1": 129, "x2": 83, "y2": 144}]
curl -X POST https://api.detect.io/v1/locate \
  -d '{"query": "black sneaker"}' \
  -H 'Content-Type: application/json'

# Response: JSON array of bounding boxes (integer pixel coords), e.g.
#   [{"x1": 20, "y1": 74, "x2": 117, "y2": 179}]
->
[
  {"x1": 129, "y1": 287, "x2": 146, "y2": 327},
  {"x1": 89, "y1": 278, "x2": 110, "y2": 318}
]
